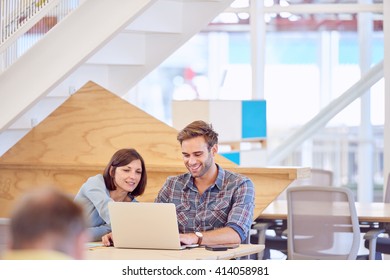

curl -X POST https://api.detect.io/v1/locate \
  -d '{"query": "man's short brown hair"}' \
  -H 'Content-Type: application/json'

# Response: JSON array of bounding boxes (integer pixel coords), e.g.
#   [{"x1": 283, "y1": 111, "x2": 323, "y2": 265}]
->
[{"x1": 177, "y1": 120, "x2": 219, "y2": 150}]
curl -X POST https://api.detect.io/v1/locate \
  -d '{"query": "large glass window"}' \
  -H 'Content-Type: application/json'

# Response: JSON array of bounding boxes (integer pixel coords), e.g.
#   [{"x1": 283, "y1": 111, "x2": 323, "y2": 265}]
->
[{"x1": 125, "y1": 0, "x2": 384, "y2": 200}]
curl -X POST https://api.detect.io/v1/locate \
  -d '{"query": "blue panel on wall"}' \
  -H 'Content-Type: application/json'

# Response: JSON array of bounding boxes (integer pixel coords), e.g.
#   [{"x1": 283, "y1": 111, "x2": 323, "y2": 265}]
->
[
  {"x1": 242, "y1": 100, "x2": 267, "y2": 139},
  {"x1": 219, "y1": 152, "x2": 240, "y2": 165}
]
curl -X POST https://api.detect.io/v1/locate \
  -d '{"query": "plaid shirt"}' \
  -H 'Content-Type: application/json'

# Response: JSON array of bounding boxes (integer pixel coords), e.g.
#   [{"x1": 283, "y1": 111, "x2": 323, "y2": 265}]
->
[{"x1": 155, "y1": 164, "x2": 255, "y2": 242}]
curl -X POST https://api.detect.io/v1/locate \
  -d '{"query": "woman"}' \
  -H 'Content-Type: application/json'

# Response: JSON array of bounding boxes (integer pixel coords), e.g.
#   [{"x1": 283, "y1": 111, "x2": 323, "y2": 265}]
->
[{"x1": 74, "y1": 148, "x2": 147, "y2": 241}]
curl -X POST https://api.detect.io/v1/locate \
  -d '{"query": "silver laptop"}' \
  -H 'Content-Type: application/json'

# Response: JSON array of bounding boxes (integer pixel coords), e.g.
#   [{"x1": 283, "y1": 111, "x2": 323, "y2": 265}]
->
[{"x1": 108, "y1": 202, "x2": 198, "y2": 250}]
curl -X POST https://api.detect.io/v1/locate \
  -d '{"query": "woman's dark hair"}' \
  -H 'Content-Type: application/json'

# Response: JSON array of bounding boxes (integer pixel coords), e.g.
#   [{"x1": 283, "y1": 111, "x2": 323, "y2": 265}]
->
[{"x1": 103, "y1": 148, "x2": 147, "y2": 196}]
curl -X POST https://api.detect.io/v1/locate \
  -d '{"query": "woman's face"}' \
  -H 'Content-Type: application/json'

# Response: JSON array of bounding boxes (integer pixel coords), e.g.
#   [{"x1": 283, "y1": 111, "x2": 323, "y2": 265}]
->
[{"x1": 113, "y1": 159, "x2": 142, "y2": 193}]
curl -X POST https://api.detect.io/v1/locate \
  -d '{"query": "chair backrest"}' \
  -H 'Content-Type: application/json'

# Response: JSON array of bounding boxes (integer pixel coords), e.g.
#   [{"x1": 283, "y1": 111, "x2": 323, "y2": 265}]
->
[
  {"x1": 287, "y1": 186, "x2": 361, "y2": 260},
  {"x1": 384, "y1": 173, "x2": 390, "y2": 203},
  {"x1": 382, "y1": 174, "x2": 390, "y2": 234},
  {"x1": 277, "y1": 169, "x2": 334, "y2": 200},
  {"x1": 289, "y1": 169, "x2": 333, "y2": 187},
  {"x1": 0, "y1": 218, "x2": 10, "y2": 257}
]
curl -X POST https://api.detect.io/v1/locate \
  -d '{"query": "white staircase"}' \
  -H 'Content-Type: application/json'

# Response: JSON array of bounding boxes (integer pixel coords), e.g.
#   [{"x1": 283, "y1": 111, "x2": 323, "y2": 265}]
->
[{"x1": 0, "y1": 0, "x2": 234, "y2": 156}]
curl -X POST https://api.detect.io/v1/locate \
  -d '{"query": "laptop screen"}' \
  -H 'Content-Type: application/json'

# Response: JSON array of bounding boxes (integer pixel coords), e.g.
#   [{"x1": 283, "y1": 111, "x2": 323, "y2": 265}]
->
[{"x1": 108, "y1": 202, "x2": 191, "y2": 250}]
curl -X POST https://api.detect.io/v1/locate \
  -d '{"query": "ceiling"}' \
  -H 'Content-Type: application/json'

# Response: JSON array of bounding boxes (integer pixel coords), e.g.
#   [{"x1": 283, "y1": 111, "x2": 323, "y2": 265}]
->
[{"x1": 205, "y1": 0, "x2": 383, "y2": 32}]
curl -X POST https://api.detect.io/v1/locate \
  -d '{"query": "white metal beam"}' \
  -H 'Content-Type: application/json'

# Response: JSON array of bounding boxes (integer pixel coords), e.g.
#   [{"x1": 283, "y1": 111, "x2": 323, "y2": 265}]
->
[
  {"x1": 267, "y1": 61, "x2": 384, "y2": 165},
  {"x1": 263, "y1": 3, "x2": 383, "y2": 14},
  {"x1": 225, "y1": 3, "x2": 383, "y2": 14}
]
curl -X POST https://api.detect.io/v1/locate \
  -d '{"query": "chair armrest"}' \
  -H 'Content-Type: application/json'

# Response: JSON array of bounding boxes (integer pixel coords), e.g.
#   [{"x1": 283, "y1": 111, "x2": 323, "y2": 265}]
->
[
  {"x1": 252, "y1": 222, "x2": 273, "y2": 231},
  {"x1": 363, "y1": 229, "x2": 386, "y2": 260},
  {"x1": 363, "y1": 229, "x2": 386, "y2": 240},
  {"x1": 252, "y1": 222, "x2": 274, "y2": 244}
]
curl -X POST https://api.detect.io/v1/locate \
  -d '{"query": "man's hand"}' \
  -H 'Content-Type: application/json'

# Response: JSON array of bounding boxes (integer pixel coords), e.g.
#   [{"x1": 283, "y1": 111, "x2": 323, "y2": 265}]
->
[
  {"x1": 180, "y1": 228, "x2": 241, "y2": 246},
  {"x1": 179, "y1": 233, "x2": 198, "y2": 245}
]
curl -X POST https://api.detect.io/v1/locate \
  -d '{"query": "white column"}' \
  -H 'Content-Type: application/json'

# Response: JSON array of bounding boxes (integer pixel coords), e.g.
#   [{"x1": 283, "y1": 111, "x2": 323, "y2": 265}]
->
[
  {"x1": 384, "y1": 1, "x2": 390, "y2": 195},
  {"x1": 357, "y1": 0, "x2": 374, "y2": 202},
  {"x1": 250, "y1": 0, "x2": 265, "y2": 100},
  {"x1": 319, "y1": 31, "x2": 332, "y2": 108},
  {"x1": 208, "y1": 32, "x2": 229, "y2": 99},
  {"x1": 301, "y1": 140, "x2": 313, "y2": 167}
]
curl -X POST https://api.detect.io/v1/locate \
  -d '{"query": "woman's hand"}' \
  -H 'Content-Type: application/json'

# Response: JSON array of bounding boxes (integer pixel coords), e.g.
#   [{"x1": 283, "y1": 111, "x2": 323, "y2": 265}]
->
[{"x1": 102, "y1": 232, "x2": 114, "y2": 246}]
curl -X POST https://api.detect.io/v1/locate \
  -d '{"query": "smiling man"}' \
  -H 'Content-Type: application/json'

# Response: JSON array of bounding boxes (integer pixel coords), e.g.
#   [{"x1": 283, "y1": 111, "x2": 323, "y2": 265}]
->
[{"x1": 155, "y1": 120, "x2": 255, "y2": 246}]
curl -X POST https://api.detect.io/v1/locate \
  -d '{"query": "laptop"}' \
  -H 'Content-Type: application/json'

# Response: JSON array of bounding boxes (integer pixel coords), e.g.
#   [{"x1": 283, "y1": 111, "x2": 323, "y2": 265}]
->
[{"x1": 108, "y1": 202, "x2": 198, "y2": 250}]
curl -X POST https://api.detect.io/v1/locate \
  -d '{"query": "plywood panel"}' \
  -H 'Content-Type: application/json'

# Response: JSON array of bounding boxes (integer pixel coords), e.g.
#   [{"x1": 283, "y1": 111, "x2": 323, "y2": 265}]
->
[
  {"x1": 0, "y1": 81, "x2": 309, "y2": 218},
  {"x1": 0, "y1": 163, "x2": 309, "y2": 220}
]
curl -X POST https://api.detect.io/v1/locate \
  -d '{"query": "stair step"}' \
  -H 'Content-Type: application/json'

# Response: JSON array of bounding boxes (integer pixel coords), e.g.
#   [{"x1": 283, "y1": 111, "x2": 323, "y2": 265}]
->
[
  {"x1": 87, "y1": 33, "x2": 146, "y2": 65},
  {"x1": 9, "y1": 97, "x2": 68, "y2": 129},
  {"x1": 0, "y1": 0, "x2": 235, "y2": 157},
  {"x1": 0, "y1": 129, "x2": 30, "y2": 156},
  {"x1": 125, "y1": 0, "x2": 183, "y2": 33}
]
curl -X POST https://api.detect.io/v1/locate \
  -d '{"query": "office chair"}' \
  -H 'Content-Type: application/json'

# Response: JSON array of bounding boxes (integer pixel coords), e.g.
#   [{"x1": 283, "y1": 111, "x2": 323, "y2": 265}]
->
[
  {"x1": 0, "y1": 218, "x2": 10, "y2": 257},
  {"x1": 287, "y1": 186, "x2": 361, "y2": 260},
  {"x1": 363, "y1": 173, "x2": 390, "y2": 260},
  {"x1": 252, "y1": 169, "x2": 333, "y2": 259}
]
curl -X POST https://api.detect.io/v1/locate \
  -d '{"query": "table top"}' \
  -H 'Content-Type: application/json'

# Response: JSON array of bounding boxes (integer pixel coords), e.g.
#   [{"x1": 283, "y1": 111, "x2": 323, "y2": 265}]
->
[
  {"x1": 259, "y1": 200, "x2": 390, "y2": 223},
  {"x1": 85, "y1": 243, "x2": 264, "y2": 260}
]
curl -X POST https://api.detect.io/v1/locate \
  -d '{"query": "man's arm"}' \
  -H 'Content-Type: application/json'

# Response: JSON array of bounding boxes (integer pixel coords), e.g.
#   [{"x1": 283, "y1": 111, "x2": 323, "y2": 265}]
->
[{"x1": 180, "y1": 227, "x2": 240, "y2": 246}]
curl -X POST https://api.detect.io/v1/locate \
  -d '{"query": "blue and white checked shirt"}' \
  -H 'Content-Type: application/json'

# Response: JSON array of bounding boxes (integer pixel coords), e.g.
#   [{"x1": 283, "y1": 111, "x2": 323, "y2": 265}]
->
[{"x1": 155, "y1": 164, "x2": 255, "y2": 242}]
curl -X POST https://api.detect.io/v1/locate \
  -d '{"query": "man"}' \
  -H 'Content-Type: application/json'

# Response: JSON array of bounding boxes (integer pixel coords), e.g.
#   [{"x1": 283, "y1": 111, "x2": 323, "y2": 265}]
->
[
  {"x1": 2, "y1": 187, "x2": 88, "y2": 260},
  {"x1": 155, "y1": 120, "x2": 255, "y2": 246}
]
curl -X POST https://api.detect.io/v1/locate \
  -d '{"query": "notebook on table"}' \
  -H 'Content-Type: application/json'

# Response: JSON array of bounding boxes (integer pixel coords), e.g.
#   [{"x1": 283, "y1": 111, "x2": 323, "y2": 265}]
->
[{"x1": 108, "y1": 202, "x2": 198, "y2": 250}]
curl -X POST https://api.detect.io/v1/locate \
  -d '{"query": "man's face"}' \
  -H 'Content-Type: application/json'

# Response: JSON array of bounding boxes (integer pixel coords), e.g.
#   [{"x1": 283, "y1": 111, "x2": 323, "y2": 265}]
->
[{"x1": 181, "y1": 136, "x2": 216, "y2": 178}]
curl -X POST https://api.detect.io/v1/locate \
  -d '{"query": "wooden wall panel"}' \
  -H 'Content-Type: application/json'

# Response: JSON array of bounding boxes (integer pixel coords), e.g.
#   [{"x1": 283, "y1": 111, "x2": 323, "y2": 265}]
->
[{"x1": 0, "y1": 81, "x2": 309, "y2": 218}]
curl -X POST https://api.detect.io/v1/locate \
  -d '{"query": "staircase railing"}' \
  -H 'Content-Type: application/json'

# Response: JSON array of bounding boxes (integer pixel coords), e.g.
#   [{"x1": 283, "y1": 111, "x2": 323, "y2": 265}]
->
[{"x1": 0, "y1": 0, "x2": 80, "y2": 73}]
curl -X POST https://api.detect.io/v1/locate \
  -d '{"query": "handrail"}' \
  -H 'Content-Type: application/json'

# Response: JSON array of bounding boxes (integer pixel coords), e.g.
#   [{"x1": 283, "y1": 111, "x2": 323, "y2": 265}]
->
[
  {"x1": 0, "y1": 0, "x2": 79, "y2": 72},
  {"x1": 0, "y1": 0, "x2": 58, "y2": 47},
  {"x1": 267, "y1": 60, "x2": 384, "y2": 165}
]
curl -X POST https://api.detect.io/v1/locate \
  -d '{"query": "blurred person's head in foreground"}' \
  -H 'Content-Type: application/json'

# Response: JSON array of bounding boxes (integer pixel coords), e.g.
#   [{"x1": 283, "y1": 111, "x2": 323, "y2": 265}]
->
[{"x1": 5, "y1": 187, "x2": 88, "y2": 260}]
